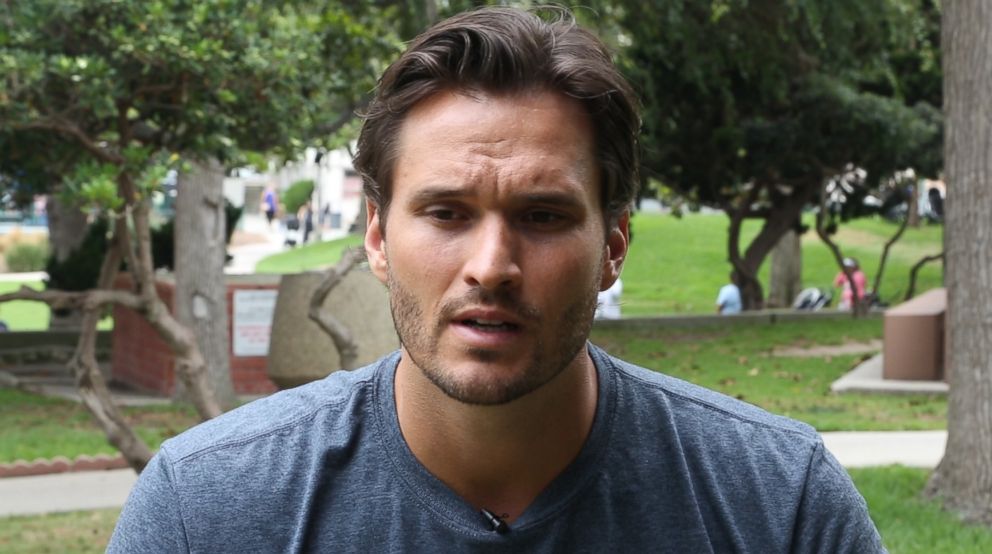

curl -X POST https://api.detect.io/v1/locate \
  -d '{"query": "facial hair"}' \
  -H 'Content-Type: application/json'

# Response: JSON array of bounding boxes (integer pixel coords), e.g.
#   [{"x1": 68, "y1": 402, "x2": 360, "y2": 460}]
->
[{"x1": 386, "y1": 267, "x2": 600, "y2": 406}]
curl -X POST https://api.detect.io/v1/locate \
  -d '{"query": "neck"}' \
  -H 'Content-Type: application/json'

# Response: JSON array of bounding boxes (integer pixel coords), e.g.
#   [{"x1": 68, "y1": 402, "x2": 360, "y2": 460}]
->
[{"x1": 394, "y1": 349, "x2": 598, "y2": 523}]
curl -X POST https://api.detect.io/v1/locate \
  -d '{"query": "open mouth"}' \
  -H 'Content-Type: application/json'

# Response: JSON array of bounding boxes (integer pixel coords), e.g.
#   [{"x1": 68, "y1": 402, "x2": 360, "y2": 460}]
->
[{"x1": 459, "y1": 318, "x2": 521, "y2": 332}]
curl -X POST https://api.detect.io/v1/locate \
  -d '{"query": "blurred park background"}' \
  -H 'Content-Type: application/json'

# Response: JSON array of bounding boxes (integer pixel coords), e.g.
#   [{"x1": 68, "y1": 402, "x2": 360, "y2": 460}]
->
[{"x1": 2, "y1": 1, "x2": 990, "y2": 552}]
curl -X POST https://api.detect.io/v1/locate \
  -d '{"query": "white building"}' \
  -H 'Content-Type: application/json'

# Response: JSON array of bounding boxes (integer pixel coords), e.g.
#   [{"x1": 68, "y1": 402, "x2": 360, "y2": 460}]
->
[{"x1": 223, "y1": 146, "x2": 364, "y2": 235}]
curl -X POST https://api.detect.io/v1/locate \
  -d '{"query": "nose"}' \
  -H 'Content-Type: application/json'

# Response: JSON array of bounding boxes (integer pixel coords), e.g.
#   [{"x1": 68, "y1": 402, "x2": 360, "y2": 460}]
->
[{"x1": 463, "y1": 216, "x2": 522, "y2": 291}]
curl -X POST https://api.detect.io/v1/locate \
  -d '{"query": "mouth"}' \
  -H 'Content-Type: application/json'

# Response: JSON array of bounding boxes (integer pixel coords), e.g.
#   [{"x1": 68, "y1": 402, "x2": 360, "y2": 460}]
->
[{"x1": 456, "y1": 318, "x2": 522, "y2": 332}]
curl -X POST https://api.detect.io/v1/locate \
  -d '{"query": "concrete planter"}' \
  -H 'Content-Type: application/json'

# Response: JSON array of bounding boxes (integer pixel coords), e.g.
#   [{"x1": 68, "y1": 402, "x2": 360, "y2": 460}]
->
[{"x1": 266, "y1": 268, "x2": 397, "y2": 389}]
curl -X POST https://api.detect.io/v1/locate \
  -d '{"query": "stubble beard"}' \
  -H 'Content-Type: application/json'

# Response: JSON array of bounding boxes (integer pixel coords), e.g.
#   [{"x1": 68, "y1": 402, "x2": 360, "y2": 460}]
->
[{"x1": 386, "y1": 268, "x2": 600, "y2": 406}]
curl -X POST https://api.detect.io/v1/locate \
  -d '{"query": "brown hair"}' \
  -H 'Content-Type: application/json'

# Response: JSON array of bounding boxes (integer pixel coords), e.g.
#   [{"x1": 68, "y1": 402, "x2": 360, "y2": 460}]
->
[{"x1": 354, "y1": 6, "x2": 640, "y2": 230}]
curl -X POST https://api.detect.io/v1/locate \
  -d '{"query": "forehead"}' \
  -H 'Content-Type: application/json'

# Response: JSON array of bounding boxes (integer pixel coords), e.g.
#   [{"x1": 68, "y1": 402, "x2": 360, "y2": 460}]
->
[{"x1": 392, "y1": 88, "x2": 599, "y2": 201}]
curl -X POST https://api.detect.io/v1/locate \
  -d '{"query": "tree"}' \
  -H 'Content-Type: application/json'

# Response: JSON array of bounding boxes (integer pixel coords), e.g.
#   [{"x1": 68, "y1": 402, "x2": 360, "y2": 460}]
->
[
  {"x1": 924, "y1": 0, "x2": 992, "y2": 525},
  {"x1": 0, "y1": 0, "x2": 401, "y2": 470},
  {"x1": 619, "y1": 0, "x2": 941, "y2": 309},
  {"x1": 175, "y1": 160, "x2": 236, "y2": 408}
]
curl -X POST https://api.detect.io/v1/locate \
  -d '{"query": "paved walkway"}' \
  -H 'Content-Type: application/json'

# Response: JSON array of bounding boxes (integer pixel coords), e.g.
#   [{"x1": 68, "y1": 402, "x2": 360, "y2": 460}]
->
[{"x1": 0, "y1": 430, "x2": 947, "y2": 518}]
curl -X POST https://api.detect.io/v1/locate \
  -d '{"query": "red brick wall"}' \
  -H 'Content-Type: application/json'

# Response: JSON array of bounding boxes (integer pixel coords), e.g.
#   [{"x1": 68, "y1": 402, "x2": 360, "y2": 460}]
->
[{"x1": 112, "y1": 274, "x2": 278, "y2": 396}]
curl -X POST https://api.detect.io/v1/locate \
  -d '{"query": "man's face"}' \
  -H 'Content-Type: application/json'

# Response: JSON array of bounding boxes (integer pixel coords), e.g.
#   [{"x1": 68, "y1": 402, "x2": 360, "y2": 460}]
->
[{"x1": 365, "y1": 88, "x2": 628, "y2": 405}]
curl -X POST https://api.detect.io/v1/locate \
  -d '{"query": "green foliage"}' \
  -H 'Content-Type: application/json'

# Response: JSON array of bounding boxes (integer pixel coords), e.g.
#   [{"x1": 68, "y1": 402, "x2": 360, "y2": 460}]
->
[
  {"x1": 4, "y1": 242, "x2": 49, "y2": 272},
  {"x1": 0, "y1": 0, "x2": 410, "y2": 224},
  {"x1": 281, "y1": 179, "x2": 315, "y2": 216},
  {"x1": 610, "y1": 0, "x2": 943, "y2": 304}
]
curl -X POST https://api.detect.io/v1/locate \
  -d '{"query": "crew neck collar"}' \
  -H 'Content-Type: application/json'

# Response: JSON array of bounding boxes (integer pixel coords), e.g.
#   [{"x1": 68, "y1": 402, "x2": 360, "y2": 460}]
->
[{"x1": 372, "y1": 344, "x2": 618, "y2": 537}]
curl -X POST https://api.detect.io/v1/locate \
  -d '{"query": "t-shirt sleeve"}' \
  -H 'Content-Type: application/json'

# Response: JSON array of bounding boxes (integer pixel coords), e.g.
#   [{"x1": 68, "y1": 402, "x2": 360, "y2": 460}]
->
[
  {"x1": 791, "y1": 441, "x2": 887, "y2": 553},
  {"x1": 106, "y1": 449, "x2": 190, "y2": 553},
  {"x1": 716, "y1": 286, "x2": 729, "y2": 305}
]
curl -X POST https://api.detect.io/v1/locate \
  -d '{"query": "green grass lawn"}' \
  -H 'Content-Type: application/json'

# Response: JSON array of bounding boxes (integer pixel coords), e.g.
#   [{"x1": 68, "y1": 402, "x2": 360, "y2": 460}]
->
[
  {"x1": 850, "y1": 466, "x2": 992, "y2": 553},
  {"x1": 254, "y1": 234, "x2": 364, "y2": 274},
  {"x1": 0, "y1": 508, "x2": 119, "y2": 554},
  {"x1": 0, "y1": 388, "x2": 198, "y2": 464},
  {"x1": 0, "y1": 281, "x2": 113, "y2": 331},
  {"x1": 0, "y1": 281, "x2": 48, "y2": 331},
  {"x1": 2, "y1": 467, "x2": 988, "y2": 553},
  {"x1": 590, "y1": 317, "x2": 946, "y2": 431},
  {"x1": 255, "y1": 213, "x2": 943, "y2": 315},
  {"x1": 0, "y1": 316, "x2": 940, "y2": 467},
  {"x1": 622, "y1": 212, "x2": 943, "y2": 315}
]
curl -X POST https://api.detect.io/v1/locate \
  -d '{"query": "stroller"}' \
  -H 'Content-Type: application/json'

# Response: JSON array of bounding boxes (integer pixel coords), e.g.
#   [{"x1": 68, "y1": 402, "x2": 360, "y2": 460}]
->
[
  {"x1": 283, "y1": 215, "x2": 301, "y2": 247},
  {"x1": 792, "y1": 288, "x2": 833, "y2": 311}
]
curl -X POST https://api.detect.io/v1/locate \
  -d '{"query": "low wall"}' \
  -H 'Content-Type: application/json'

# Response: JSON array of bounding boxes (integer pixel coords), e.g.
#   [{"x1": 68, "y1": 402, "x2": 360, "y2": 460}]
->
[
  {"x1": 592, "y1": 308, "x2": 882, "y2": 330},
  {"x1": 112, "y1": 273, "x2": 281, "y2": 396},
  {"x1": 0, "y1": 330, "x2": 112, "y2": 365}
]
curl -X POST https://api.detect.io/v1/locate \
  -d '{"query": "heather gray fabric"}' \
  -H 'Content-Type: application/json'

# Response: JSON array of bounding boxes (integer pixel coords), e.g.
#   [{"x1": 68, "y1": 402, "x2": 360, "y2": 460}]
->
[{"x1": 108, "y1": 345, "x2": 885, "y2": 553}]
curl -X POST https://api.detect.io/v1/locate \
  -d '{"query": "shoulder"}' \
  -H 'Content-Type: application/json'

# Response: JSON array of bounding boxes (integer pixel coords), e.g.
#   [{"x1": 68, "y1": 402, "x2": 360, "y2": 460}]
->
[
  {"x1": 590, "y1": 348, "x2": 883, "y2": 549},
  {"x1": 161, "y1": 357, "x2": 387, "y2": 464},
  {"x1": 717, "y1": 284, "x2": 739, "y2": 297},
  {"x1": 592, "y1": 346, "x2": 821, "y2": 461}
]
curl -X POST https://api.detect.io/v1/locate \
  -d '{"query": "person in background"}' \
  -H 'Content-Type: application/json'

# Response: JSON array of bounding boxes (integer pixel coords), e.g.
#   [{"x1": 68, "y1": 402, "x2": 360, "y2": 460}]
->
[
  {"x1": 716, "y1": 272, "x2": 742, "y2": 314},
  {"x1": 833, "y1": 257, "x2": 867, "y2": 310},
  {"x1": 261, "y1": 183, "x2": 278, "y2": 229},
  {"x1": 297, "y1": 199, "x2": 315, "y2": 244},
  {"x1": 595, "y1": 277, "x2": 623, "y2": 319}
]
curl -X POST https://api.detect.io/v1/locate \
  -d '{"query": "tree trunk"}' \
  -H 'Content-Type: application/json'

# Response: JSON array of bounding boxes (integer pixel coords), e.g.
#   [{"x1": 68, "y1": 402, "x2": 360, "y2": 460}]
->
[
  {"x1": 925, "y1": 0, "x2": 992, "y2": 525},
  {"x1": 174, "y1": 159, "x2": 237, "y2": 410},
  {"x1": 46, "y1": 194, "x2": 88, "y2": 263},
  {"x1": 117, "y1": 171, "x2": 223, "y2": 421},
  {"x1": 907, "y1": 185, "x2": 921, "y2": 228},
  {"x1": 726, "y1": 183, "x2": 814, "y2": 311},
  {"x1": 767, "y1": 229, "x2": 801, "y2": 308}
]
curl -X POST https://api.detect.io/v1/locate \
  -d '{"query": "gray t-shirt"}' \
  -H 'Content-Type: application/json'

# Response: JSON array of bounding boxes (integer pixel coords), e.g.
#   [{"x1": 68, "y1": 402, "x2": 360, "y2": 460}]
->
[{"x1": 108, "y1": 345, "x2": 885, "y2": 553}]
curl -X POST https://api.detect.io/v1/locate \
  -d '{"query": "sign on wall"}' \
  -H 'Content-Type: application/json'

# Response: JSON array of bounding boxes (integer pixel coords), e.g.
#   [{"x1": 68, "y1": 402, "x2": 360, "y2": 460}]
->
[{"x1": 232, "y1": 289, "x2": 278, "y2": 357}]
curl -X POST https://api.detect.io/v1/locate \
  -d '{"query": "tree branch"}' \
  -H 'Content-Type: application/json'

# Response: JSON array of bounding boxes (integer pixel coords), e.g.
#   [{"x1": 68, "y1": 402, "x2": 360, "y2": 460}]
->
[
  {"x1": 0, "y1": 286, "x2": 143, "y2": 311},
  {"x1": 905, "y1": 251, "x2": 945, "y2": 301},
  {"x1": 13, "y1": 118, "x2": 124, "y2": 165},
  {"x1": 308, "y1": 248, "x2": 366, "y2": 370},
  {"x1": 871, "y1": 187, "x2": 912, "y2": 300}
]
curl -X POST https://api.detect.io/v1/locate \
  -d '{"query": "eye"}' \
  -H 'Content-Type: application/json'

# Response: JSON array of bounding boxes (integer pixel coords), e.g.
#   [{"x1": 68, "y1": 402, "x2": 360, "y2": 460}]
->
[
  {"x1": 522, "y1": 210, "x2": 566, "y2": 226},
  {"x1": 424, "y1": 206, "x2": 469, "y2": 224}
]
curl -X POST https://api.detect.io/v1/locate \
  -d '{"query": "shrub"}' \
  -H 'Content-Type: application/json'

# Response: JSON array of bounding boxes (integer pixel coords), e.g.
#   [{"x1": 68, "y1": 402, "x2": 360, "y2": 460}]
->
[
  {"x1": 45, "y1": 218, "x2": 109, "y2": 292},
  {"x1": 281, "y1": 179, "x2": 314, "y2": 215},
  {"x1": 5, "y1": 242, "x2": 50, "y2": 272}
]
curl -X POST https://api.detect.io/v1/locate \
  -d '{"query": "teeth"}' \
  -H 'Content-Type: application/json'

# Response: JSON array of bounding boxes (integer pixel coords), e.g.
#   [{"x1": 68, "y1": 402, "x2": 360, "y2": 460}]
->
[
  {"x1": 465, "y1": 319, "x2": 514, "y2": 329},
  {"x1": 473, "y1": 319, "x2": 505, "y2": 325}
]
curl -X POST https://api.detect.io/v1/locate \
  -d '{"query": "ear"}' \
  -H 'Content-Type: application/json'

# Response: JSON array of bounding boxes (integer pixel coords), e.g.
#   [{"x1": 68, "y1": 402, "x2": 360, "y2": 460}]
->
[
  {"x1": 600, "y1": 210, "x2": 630, "y2": 291},
  {"x1": 364, "y1": 199, "x2": 388, "y2": 284}
]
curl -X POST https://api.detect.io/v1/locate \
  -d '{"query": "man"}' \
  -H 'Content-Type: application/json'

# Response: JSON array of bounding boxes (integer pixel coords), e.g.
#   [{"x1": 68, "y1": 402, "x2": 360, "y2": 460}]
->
[
  {"x1": 109, "y1": 7, "x2": 885, "y2": 552},
  {"x1": 717, "y1": 272, "x2": 743, "y2": 314}
]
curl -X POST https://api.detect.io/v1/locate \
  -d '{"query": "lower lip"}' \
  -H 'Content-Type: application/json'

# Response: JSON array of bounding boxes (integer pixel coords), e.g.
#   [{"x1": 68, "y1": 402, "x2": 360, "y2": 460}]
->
[{"x1": 449, "y1": 321, "x2": 524, "y2": 349}]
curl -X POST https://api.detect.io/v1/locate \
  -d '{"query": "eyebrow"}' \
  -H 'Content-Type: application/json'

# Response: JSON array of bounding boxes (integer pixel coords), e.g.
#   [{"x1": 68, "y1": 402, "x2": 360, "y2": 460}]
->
[{"x1": 407, "y1": 186, "x2": 587, "y2": 210}]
